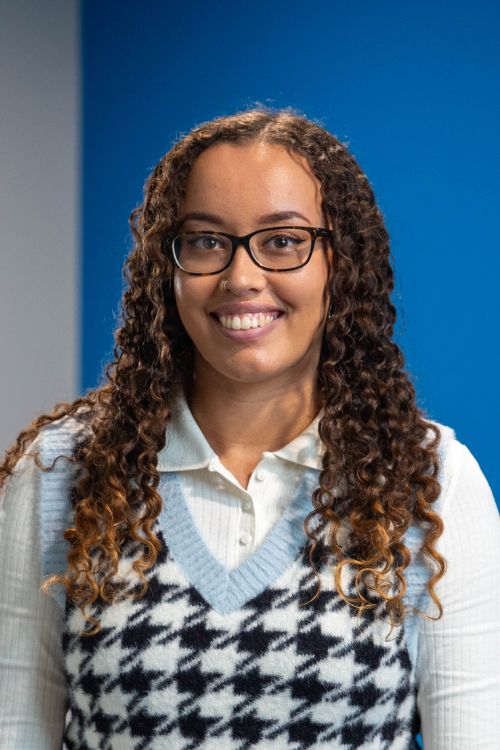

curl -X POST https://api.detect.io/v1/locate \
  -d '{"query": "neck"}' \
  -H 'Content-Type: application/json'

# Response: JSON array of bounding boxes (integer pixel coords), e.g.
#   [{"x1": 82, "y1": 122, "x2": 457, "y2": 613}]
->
[{"x1": 184, "y1": 365, "x2": 322, "y2": 461}]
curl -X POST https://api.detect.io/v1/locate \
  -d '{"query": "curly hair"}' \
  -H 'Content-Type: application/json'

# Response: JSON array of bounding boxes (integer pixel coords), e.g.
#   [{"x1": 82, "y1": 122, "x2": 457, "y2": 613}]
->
[{"x1": 0, "y1": 107, "x2": 446, "y2": 636}]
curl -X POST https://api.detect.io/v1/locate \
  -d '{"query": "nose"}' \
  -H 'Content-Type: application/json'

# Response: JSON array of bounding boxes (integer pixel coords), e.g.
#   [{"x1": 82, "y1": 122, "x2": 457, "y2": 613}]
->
[{"x1": 222, "y1": 242, "x2": 266, "y2": 294}]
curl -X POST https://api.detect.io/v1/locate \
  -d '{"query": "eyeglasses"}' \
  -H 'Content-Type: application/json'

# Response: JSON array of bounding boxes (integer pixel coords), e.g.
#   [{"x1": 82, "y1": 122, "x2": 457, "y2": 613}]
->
[{"x1": 166, "y1": 226, "x2": 334, "y2": 275}]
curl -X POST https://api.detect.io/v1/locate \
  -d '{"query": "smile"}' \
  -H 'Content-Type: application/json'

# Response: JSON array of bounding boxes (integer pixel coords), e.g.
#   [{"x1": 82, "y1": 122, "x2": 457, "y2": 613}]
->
[
  {"x1": 210, "y1": 312, "x2": 284, "y2": 341},
  {"x1": 217, "y1": 312, "x2": 281, "y2": 330}
]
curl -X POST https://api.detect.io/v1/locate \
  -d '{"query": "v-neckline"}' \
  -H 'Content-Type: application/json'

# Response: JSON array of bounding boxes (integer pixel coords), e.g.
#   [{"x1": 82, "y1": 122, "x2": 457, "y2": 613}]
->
[{"x1": 158, "y1": 469, "x2": 320, "y2": 614}]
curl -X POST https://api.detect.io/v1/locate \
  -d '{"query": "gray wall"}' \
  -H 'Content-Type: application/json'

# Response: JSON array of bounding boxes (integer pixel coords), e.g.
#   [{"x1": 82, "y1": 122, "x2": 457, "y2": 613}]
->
[{"x1": 0, "y1": 0, "x2": 79, "y2": 455}]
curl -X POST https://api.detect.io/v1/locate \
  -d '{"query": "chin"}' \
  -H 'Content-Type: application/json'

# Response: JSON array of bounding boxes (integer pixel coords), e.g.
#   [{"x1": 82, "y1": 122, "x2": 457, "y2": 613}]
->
[{"x1": 200, "y1": 358, "x2": 289, "y2": 385}]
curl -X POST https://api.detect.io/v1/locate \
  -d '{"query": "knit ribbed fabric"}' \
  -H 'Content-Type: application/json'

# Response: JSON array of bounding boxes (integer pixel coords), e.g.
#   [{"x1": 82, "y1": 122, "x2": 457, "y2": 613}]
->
[{"x1": 62, "y1": 522, "x2": 420, "y2": 750}]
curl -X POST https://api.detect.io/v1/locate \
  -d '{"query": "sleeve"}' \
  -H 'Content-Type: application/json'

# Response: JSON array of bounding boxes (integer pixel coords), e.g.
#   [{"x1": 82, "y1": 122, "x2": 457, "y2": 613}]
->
[
  {"x1": 0, "y1": 448, "x2": 67, "y2": 749},
  {"x1": 416, "y1": 440, "x2": 500, "y2": 749}
]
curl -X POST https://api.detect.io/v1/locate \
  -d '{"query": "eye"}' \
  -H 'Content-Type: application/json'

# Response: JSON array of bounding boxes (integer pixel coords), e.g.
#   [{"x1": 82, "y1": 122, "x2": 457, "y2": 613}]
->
[
  {"x1": 266, "y1": 234, "x2": 302, "y2": 249},
  {"x1": 271, "y1": 235, "x2": 291, "y2": 248},
  {"x1": 188, "y1": 234, "x2": 224, "y2": 250}
]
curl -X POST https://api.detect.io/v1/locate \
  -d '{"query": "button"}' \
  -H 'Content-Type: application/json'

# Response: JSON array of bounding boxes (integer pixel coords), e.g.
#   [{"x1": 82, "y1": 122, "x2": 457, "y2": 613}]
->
[
  {"x1": 242, "y1": 499, "x2": 252, "y2": 512},
  {"x1": 255, "y1": 470, "x2": 266, "y2": 481},
  {"x1": 239, "y1": 532, "x2": 252, "y2": 546}
]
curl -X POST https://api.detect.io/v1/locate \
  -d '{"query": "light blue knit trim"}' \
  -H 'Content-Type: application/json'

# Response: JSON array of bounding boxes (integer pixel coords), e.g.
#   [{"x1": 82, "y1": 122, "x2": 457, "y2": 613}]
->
[
  {"x1": 158, "y1": 469, "x2": 320, "y2": 614},
  {"x1": 38, "y1": 417, "x2": 80, "y2": 609}
]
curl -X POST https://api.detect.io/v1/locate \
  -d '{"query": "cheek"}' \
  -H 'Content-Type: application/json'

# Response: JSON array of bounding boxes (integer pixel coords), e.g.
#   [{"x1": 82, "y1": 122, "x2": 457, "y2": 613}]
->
[
  {"x1": 173, "y1": 272, "x2": 189, "y2": 308},
  {"x1": 294, "y1": 267, "x2": 330, "y2": 315},
  {"x1": 174, "y1": 270, "x2": 198, "y2": 306},
  {"x1": 173, "y1": 276, "x2": 213, "y2": 331},
  {"x1": 173, "y1": 278, "x2": 196, "y2": 334}
]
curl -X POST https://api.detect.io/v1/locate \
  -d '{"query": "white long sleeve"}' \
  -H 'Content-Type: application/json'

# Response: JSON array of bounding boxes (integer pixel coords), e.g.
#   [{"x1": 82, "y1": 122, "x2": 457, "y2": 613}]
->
[
  {"x1": 0, "y1": 449, "x2": 67, "y2": 750},
  {"x1": 416, "y1": 440, "x2": 500, "y2": 749}
]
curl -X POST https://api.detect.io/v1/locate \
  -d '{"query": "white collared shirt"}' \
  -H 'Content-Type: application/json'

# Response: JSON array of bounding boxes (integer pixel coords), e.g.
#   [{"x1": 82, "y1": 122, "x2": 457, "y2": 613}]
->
[{"x1": 156, "y1": 389, "x2": 325, "y2": 569}]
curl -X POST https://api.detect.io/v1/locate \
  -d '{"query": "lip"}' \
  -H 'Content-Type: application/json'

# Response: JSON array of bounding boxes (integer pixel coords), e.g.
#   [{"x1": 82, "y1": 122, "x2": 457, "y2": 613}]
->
[
  {"x1": 210, "y1": 302, "x2": 285, "y2": 316},
  {"x1": 211, "y1": 312, "x2": 284, "y2": 341}
]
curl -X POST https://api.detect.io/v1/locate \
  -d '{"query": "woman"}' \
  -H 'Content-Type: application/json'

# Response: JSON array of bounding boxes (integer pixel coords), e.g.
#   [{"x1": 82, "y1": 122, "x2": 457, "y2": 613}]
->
[{"x1": 0, "y1": 108, "x2": 498, "y2": 749}]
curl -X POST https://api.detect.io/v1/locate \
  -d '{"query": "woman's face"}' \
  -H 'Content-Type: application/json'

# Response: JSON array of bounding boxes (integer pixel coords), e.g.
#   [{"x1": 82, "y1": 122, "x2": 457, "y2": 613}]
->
[{"x1": 173, "y1": 141, "x2": 333, "y2": 390}]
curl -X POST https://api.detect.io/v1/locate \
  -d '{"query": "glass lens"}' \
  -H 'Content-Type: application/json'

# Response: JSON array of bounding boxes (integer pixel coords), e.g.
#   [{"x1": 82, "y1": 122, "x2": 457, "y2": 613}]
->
[
  {"x1": 172, "y1": 233, "x2": 232, "y2": 273},
  {"x1": 171, "y1": 227, "x2": 313, "y2": 272},
  {"x1": 251, "y1": 227, "x2": 312, "y2": 269}
]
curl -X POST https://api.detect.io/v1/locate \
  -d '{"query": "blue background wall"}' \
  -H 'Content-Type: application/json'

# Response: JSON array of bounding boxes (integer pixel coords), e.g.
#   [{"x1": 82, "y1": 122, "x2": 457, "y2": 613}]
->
[{"x1": 82, "y1": 0, "x2": 500, "y2": 505}]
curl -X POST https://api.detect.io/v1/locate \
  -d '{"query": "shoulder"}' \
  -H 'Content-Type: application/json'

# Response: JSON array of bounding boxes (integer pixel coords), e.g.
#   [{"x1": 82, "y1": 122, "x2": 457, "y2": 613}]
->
[
  {"x1": 410, "y1": 421, "x2": 499, "y2": 589},
  {"x1": 1, "y1": 411, "x2": 91, "y2": 604},
  {"x1": 36, "y1": 409, "x2": 91, "y2": 459},
  {"x1": 404, "y1": 420, "x2": 498, "y2": 578},
  {"x1": 8, "y1": 411, "x2": 90, "y2": 502},
  {"x1": 1, "y1": 411, "x2": 87, "y2": 504},
  {"x1": 424, "y1": 420, "x2": 456, "y2": 499},
  {"x1": 424, "y1": 419, "x2": 497, "y2": 522}
]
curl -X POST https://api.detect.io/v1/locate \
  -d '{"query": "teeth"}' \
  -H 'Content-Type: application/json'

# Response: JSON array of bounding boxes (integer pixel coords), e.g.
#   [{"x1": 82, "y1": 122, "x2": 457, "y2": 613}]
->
[{"x1": 218, "y1": 313, "x2": 280, "y2": 330}]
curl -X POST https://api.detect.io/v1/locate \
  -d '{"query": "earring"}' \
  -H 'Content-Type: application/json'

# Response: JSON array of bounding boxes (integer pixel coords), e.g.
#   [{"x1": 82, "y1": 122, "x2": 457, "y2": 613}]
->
[{"x1": 327, "y1": 304, "x2": 333, "y2": 320}]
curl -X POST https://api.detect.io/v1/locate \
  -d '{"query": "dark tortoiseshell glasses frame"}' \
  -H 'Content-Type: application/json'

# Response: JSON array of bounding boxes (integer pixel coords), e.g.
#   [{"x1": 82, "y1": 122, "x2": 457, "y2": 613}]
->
[{"x1": 165, "y1": 226, "x2": 334, "y2": 275}]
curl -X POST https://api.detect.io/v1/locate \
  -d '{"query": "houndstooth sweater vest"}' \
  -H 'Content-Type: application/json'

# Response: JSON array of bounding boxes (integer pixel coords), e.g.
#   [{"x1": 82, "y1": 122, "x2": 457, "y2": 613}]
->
[{"x1": 39, "y1": 417, "x2": 453, "y2": 750}]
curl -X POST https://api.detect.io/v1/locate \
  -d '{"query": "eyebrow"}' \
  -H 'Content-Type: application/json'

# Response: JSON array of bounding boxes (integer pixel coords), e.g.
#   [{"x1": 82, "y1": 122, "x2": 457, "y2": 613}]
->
[{"x1": 179, "y1": 210, "x2": 312, "y2": 226}]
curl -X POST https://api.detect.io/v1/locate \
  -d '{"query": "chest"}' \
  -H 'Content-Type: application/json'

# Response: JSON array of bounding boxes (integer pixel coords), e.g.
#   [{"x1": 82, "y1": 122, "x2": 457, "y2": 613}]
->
[{"x1": 62, "y1": 533, "x2": 419, "y2": 750}]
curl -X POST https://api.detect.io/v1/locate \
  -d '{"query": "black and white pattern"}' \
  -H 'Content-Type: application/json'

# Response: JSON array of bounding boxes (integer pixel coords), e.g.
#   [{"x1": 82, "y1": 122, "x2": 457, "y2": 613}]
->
[{"x1": 62, "y1": 530, "x2": 420, "y2": 750}]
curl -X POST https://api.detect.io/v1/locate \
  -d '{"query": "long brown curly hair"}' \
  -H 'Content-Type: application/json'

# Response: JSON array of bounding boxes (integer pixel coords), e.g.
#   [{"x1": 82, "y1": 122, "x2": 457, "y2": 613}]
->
[{"x1": 0, "y1": 107, "x2": 446, "y2": 635}]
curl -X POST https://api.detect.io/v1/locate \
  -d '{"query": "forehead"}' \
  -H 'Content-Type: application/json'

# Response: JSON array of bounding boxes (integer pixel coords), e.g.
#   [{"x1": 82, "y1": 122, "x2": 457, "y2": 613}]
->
[{"x1": 181, "y1": 141, "x2": 323, "y2": 222}]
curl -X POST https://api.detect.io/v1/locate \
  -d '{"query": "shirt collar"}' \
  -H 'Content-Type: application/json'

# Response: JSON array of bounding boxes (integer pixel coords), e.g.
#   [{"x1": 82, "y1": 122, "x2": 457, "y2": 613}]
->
[
  {"x1": 268, "y1": 410, "x2": 324, "y2": 470},
  {"x1": 157, "y1": 385, "x2": 324, "y2": 472}
]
